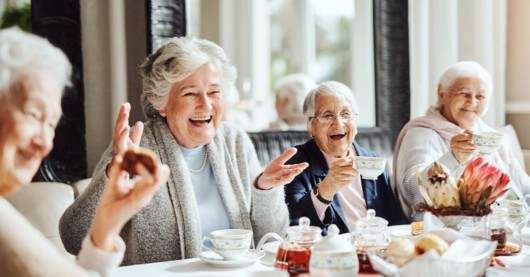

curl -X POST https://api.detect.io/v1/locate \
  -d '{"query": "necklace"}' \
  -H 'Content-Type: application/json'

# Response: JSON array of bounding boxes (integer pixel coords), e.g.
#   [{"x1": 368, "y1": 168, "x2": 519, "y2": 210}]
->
[{"x1": 189, "y1": 149, "x2": 209, "y2": 174}]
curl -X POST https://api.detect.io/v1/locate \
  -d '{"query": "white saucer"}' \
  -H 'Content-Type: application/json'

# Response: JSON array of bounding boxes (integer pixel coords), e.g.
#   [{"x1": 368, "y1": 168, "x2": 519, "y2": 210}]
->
[
  {"x1": 387, "y1": 224, "x2": 412, "y2": 238},
  {"x1": 198, "y1": 250, "x2": 264, "y2": 268}
]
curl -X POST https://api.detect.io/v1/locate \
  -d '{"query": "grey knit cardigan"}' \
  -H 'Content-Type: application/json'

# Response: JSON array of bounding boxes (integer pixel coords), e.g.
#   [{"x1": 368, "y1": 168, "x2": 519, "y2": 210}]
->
[{"x1": 59, "y1": 120, "x2": 289, "y2": 265}]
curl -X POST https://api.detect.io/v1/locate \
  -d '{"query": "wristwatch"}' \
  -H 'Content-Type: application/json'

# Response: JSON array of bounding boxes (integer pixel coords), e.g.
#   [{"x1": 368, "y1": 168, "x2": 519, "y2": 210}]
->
[{"x1": 314, "y1": 186, "x2": 332, "y2": 205}]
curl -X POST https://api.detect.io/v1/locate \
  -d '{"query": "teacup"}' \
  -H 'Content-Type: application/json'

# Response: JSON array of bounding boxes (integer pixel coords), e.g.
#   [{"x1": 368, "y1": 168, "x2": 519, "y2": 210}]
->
[
  {"x1": 202, "y1": 229, "x2": 253, "y2": 260},
  {"x1": 473, "y1": 132, "x2": 504, "y2": 155},
  {"x1": 355, "y1": 156, "x2": 386, "y2": 180}
]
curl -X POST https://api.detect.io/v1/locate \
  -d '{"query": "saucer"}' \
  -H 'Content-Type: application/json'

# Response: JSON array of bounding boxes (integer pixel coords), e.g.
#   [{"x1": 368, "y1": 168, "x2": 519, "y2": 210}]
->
[
  {"x1": 198, "y1": 249, "x2": 264, "y2": 268},
  {"x1": 387, "y1": 224, "x2": 413, "y2": 238}
]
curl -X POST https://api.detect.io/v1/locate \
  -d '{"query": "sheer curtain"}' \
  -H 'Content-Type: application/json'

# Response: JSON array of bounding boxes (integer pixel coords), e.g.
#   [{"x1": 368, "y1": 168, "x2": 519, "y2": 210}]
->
[{"x1": 409, "y1": 0, "x2": 507, "y2": 127}]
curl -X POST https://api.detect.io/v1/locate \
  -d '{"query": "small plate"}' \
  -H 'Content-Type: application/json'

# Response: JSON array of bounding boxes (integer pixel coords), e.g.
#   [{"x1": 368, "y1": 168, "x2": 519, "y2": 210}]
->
[
  {"x1": 387, "y1": 224, "x2": 413, "y2": 238},
  {"x1": 198, "y1": 250, "x2": 264, "y2": 268}
]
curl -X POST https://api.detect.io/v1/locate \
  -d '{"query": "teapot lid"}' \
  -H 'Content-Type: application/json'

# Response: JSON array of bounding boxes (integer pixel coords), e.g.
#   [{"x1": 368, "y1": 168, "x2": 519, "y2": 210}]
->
[
  {"x1": 312, "y1": 224, "x2": 355, "y2": 253},
  {"x1": 355, "y1": 209, "x2": 388, "y2": 229},
  {"x1": 287, "y1": 217, "x2": 322, "y2": 244}
]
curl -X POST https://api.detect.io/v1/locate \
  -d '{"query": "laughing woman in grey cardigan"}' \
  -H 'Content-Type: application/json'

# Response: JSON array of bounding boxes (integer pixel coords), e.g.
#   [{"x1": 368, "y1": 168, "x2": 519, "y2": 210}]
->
[{"x1": 60, "y1": 36, "x2": 308, "y2": 265}]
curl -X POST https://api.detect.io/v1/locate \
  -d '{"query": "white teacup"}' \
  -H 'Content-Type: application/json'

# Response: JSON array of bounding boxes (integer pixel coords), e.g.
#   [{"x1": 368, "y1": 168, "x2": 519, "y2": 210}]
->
[
  {"x1": 355, "y1": 156, "x2": 386, "y2": 180},
  {"x1": 473, "y1": 132, "x2": 504, "y2": 155},
  {"x1": 202, "y1": 229, "x2": 253, "y2": 261}
]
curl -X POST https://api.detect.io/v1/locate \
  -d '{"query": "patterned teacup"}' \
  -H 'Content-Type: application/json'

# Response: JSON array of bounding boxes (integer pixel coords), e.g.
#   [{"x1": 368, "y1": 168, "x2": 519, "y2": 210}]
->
[
  {"x1": 202, "y1": 229, "x2": 253, "y2": 260},
  {"x1": 473, "y1": 132, "x2": 504, "y2": 155},
  {"x1": 355, "y1": 156, "x2": 386, "y2": 180}
]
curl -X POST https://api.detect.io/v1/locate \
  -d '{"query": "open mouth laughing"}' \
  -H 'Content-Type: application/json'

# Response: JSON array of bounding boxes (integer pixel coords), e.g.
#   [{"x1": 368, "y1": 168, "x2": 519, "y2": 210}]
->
[
  {"x1": 189, "y1": 116, "x2": 213, "y2": 125},
  {"x1": 329, "y1": 132, "x2": 346, "y2": 140}
]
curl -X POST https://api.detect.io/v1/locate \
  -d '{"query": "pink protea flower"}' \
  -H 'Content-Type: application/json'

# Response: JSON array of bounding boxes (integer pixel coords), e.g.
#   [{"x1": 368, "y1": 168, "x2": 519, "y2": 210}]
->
[
  {"x1": 457, "y1": 156, "x2": 511, "y2": 212},
  {"x1": 417, "y1": 156, "x2": 511, "y2": 216}
]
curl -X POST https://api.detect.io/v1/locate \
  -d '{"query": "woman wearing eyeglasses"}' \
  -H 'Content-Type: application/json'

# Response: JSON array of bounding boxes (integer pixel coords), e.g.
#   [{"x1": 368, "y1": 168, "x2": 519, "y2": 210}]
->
[{"x1": 284, "y1": 81, "x2": 408, "y2": 234}]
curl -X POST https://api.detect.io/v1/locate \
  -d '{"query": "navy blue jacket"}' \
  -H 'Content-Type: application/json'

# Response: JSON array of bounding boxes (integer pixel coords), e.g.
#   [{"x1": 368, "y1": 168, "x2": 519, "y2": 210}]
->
[{"x1": 285, "y1": 139, "x2": 409, "y2": 235}]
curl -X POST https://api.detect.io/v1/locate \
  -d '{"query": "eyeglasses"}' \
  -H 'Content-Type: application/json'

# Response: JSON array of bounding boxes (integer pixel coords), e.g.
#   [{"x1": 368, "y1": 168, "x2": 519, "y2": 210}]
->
[{"x1": 309, "y1": 111, "x2": 358, "y2": 124}]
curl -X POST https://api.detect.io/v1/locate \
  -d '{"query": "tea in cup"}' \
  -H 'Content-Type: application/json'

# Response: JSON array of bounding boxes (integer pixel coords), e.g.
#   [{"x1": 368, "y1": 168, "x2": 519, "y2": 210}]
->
[
  {"x1": 355, "y1": 156, "x2": 386, "y2": 180},
  {"x1": 473, "y1": 132, "x2": 504, "y2": 155},
  {"x1": 202, "y1": 229, "x2": 253, "y2": 260}
]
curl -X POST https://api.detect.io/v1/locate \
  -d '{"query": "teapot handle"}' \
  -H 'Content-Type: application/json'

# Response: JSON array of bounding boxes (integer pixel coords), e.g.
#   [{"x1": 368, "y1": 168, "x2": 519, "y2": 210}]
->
[{"x1": 256, "y1": 232, "x2": 283, "y2": 254}]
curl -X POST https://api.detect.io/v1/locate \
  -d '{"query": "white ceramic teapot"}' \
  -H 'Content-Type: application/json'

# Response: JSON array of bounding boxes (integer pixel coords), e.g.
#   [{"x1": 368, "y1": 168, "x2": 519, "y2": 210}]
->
[{"x1": 309, "y1": 224, "x2": 359, "y2": 277}]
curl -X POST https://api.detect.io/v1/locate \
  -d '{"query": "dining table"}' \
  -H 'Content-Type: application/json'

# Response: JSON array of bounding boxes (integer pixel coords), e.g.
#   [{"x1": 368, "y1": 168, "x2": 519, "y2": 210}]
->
[{"x1": 115, "y1": 226, "x2": 530, "y2": 277}]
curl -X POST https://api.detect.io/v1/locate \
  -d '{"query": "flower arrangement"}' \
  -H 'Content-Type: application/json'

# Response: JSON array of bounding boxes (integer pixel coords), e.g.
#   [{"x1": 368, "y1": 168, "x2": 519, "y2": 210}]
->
[{"x1": 416, "y1": 156, "x2": 511, "y2": 217}]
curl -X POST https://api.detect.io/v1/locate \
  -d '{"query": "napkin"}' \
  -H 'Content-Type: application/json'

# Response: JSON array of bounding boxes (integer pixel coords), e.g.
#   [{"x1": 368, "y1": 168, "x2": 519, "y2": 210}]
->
[{"x1": 369, "y1": 229, "x2": 497, "y2": 277}]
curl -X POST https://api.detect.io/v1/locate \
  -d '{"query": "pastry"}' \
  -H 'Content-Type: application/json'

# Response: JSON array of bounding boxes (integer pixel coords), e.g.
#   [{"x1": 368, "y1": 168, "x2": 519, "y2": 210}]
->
[
  {"x1": 411, "y1": 221, "x2": 424, "y2": 236},
  {"x1": 121, "y1": 147, "x2": 157, "y2": 175},
  {"x1": 385, "y1": 237, "x2": 416, "y2": 266},
  {"x1": 416, "y1": 234, "x2": 449, "y2": 255}
]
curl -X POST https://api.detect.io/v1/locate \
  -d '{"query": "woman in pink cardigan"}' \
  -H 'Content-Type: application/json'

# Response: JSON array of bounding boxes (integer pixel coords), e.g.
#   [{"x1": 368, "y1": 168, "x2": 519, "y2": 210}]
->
[{"x1": 394, "y1": 61, "x2": 530, "y2": 221}]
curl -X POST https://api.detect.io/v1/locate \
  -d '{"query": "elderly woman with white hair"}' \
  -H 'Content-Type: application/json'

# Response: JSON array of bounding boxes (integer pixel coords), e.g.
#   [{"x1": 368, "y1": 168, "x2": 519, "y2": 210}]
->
[
  {"x1": 284, "y1": 81, "x2": 408, "y2": 234},
  {"x1": 394, "y1": 61, "x2": 530, "y2": 221},
  {"x1": 0, "y1": 28, "x2": 169, "y2": 276},
  {"x1": 270, "y1": 73, "x2": 316, "y2": 130},
  {"x1": 60, "y1": 36, "x2": 308, "y2": 265}
]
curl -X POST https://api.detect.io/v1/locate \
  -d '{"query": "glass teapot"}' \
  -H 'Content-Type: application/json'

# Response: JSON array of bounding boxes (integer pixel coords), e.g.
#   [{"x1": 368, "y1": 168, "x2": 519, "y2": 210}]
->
[
  {"x1": 488, "y1": 205, "x2": 523, "y2": 256},
  {"x1": 353, "y1": 209, "x2": 389, "y2": 273},
  {"x1": 257, "y1": 217, "x2": 322, "y2": 276}
]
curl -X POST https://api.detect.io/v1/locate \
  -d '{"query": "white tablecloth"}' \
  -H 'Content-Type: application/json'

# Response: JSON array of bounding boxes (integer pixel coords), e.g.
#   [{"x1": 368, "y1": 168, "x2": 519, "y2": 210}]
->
[{"x1": 115, "y1": 228, "x2": 530, "y2": 277}]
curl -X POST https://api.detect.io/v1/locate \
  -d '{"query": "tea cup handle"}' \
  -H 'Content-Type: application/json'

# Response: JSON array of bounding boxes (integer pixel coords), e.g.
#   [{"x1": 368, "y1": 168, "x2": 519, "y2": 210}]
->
[
  {"x1": 256, "y1": 232, "x2": 283, "y2": 254},
  {"x1": 202, "y1": 236, "x2": 214, "y2": 252}
]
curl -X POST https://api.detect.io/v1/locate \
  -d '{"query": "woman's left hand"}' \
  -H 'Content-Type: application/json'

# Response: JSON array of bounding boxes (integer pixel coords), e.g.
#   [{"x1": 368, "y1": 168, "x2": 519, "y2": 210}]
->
[
  {"x1": 88, "y1": 156, "x2": 170, "y2": 252},
  {"x1": 257, "y1": 148, "x2": 309, "y2": 190}
]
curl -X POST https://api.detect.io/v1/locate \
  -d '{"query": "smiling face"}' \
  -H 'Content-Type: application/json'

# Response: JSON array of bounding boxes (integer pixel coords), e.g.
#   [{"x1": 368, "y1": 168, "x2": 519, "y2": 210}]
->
[
  {"x1": 0, "y1": 76, "x2": 62, "y2": 195},
  {"x1": 310, "y1": 94, "x2": 357, "y2": 158},
  {"x1": 160, "y1": 63, "x2": 224, "y2": 148},
  {"x1": 438, "y1": 77, "x2": 487, "y2": 129}
]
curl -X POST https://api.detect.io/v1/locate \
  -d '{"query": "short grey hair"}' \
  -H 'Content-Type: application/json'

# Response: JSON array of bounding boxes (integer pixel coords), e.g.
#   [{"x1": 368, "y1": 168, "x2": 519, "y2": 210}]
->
[
  {"x1": 139, "y1": 36, "x2": 237, "y2": 119},
  {"x1": 275, "y1": 73, "x2": 316, "y2": 117},
  {"x1": 302, "y1": 81, "x2": 359, "y2": 133},
  {"x1": 437, "y1": 61, "x2": 493, "y2": 108},
  {"x1": 0, "y1": 27, "x2": 71, "y2": 97}
]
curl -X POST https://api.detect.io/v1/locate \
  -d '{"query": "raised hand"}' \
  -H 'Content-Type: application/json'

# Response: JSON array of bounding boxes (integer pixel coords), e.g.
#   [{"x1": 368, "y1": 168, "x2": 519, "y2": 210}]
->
[
  {"x1": 257, "y1": 148, "x2": 309, "y2": 190},
  {"x1": 107, "y1": 103, "x2": 144, "y2": 176},
  {"x1": 89, "y1": 156, "x2": 170, "y2": 251},
  {"x1": 317, "y1": 156, "x2": 357, "y2": 201},
  {"x1": 450, "y1": 130, "x2": 475, "y2": 164}
]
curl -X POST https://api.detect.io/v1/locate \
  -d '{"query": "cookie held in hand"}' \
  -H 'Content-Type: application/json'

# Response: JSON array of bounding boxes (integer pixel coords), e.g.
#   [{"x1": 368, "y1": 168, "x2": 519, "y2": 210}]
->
[{"x1": 121, "y1": 148, "x2": 157, "y2": 175}]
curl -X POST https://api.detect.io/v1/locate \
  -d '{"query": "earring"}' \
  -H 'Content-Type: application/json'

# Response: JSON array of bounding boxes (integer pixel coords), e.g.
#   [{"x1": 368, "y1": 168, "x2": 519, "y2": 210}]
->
[{"x1": 160, "y1": 112, "x2": 166, "y2": 117}]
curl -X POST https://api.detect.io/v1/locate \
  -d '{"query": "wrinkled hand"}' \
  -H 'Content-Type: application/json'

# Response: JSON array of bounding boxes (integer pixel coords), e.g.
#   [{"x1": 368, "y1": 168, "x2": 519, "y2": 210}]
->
[
  {"x1": 107, "y1": 103, "x2": 144, "y2": 176},
  {"x1": 450, "y1": 130, "x2": 475, "y2": 164},
  {"x1": 257, "y1": 148, "x2": 309, "y2": 190},
  {"x1": 90, "y1": 156, "x2": 170, "y2": 251},
  {"x1": 318, "y1": 156, "x2": 357, "y2": 200}
]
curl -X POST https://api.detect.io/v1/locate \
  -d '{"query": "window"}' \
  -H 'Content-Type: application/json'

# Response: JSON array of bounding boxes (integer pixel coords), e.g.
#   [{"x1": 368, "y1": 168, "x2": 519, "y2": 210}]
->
[{"x1": 187, "y1": 0, "x2": 375, "y2": 130}]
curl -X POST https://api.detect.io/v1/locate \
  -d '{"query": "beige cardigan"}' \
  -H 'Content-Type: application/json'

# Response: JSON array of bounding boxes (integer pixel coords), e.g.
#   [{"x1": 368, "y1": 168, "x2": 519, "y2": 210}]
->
[{"x1": 60, "y1": 120, "x2": 289, "y2": 265}]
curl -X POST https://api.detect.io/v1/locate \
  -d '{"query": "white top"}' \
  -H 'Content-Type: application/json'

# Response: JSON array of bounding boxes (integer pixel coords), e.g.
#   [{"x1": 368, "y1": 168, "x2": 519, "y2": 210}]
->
[
  {"x1": 0, "y1": 197, "x2": 124, "y2": 277},
  {"x1": 396, "y1": 127, "x2": 530, "y2": 221}
]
